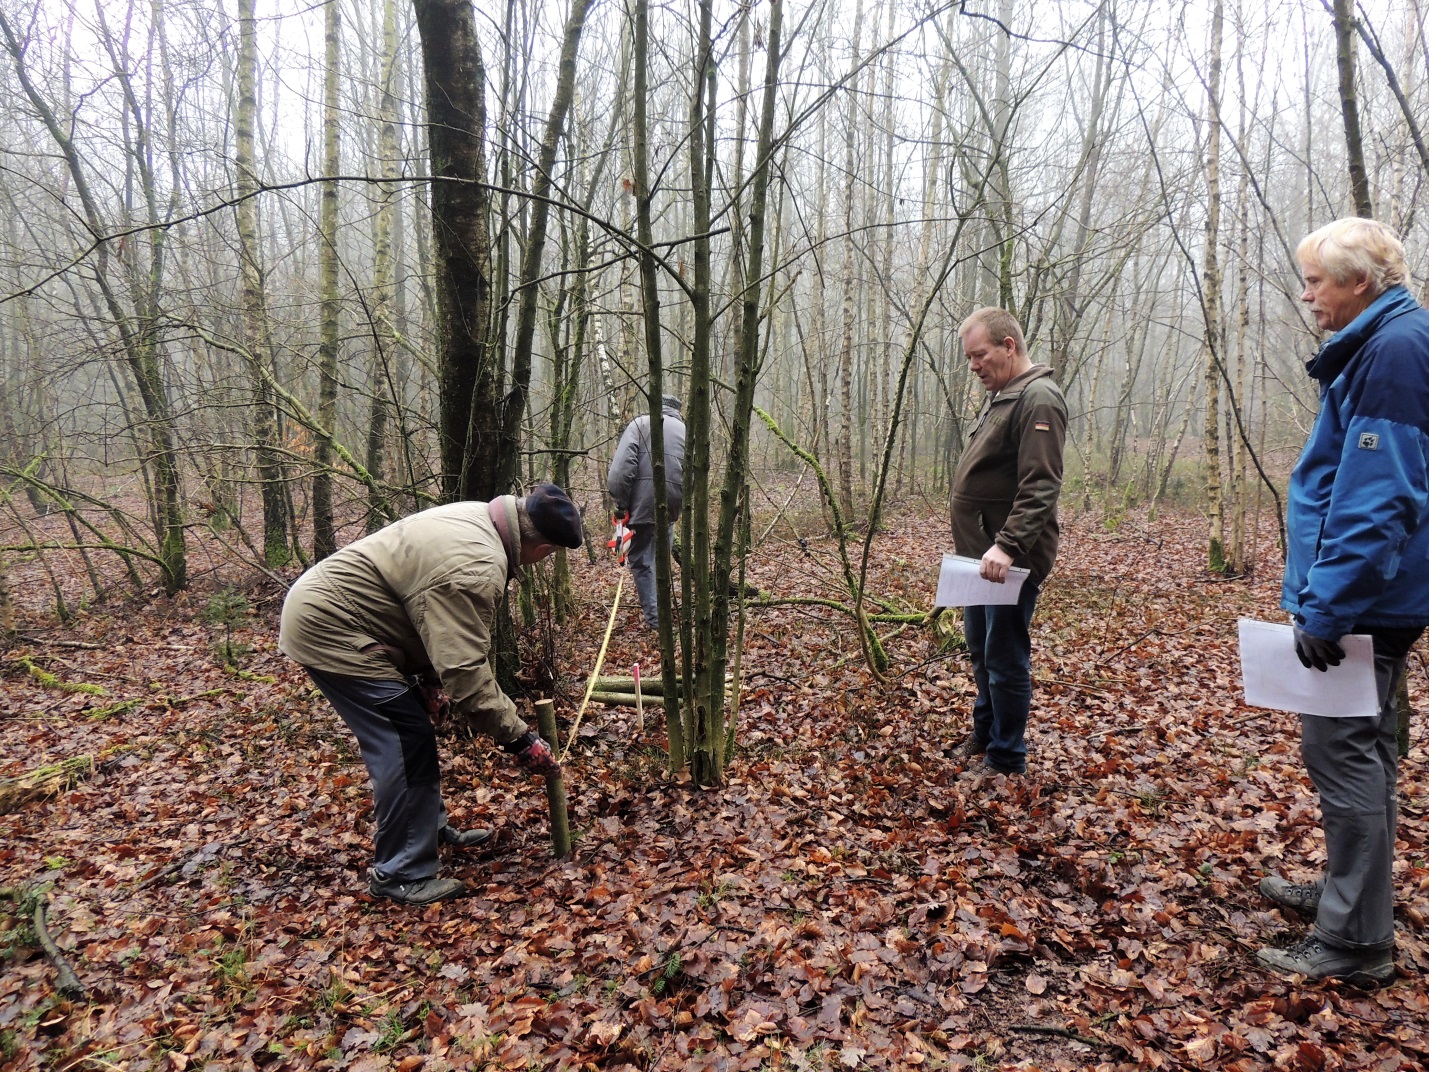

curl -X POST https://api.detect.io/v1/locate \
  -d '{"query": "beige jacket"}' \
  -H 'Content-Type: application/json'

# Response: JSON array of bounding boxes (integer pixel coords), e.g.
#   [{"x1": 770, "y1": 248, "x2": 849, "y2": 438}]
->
[{"x1": 278, "y1": 498, "x2": 527, "y2": 744}]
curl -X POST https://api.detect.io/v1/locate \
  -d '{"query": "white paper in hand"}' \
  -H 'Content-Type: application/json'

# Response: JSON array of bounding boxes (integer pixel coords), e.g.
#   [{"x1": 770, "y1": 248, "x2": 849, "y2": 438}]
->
[
  {"x1": 1238, "y1": 619, "x2": 1378, "y2": 717},
  {"x1": 934, "y1": 552, "x2": 1030, "y2": 608}
]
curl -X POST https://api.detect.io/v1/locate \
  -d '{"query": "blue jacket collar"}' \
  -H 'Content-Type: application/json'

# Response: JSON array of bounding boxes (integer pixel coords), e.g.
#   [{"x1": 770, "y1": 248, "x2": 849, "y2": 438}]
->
[{"x1": 1306, "y1": 284, "x2": 1420, "y2": 384}]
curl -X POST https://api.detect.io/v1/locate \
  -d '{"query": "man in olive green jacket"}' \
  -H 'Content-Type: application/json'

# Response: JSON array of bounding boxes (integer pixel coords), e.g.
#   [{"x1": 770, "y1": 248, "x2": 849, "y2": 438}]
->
[
  {"x1": 279, "y1": 484, "x2": 583, "y2": 904},
  {"x1": 948, "y1": 308, "x2": 1067, "y2": 777}
]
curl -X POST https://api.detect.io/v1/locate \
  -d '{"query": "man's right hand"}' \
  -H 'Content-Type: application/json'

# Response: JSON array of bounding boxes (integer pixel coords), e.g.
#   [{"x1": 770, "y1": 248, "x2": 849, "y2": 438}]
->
[
  {"x1": 503, "y1": 730, "x2": 561, "y2": 777},
  {"x1": 1293, "y1": 625, "x2": 1345, "y2": 672}
]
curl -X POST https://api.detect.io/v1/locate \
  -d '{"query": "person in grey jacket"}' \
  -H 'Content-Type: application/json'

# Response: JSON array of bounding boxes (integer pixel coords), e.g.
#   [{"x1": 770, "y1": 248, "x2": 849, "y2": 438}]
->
[
  {"x1": 607, "y1": 394, "x2": 685, "y2": 628},
  {"x1": 279, "y1": 485, "x2": 582, "y2": 905}
]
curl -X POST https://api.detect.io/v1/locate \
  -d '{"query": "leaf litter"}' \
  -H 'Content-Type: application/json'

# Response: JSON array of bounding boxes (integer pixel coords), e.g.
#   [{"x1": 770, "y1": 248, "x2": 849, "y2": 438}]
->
[{"x1": 2, "y1": 505, "x2": 1428, "y2": 1070}]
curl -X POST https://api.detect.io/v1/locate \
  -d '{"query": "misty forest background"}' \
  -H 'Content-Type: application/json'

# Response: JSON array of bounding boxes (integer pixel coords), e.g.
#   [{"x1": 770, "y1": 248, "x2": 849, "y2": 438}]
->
[{"x1": 1, "y1": 0, "x2": 1428, "y2": 769}]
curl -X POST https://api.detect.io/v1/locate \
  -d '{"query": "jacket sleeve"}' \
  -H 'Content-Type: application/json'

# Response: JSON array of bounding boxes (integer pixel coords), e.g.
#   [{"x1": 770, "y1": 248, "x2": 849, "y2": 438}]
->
[
  {"x1": 1296, "y1": 411, "x2": 1429, "y2": 639},
  {"x1": 409, "y1": 571, "x2": 527, "y2": 744},
  {"x1": 995, "y1": 385, "x2": 1067, "y2": 560},
  {"x1": 606, "y1": 421, "x2": 643, "y2": 512}
]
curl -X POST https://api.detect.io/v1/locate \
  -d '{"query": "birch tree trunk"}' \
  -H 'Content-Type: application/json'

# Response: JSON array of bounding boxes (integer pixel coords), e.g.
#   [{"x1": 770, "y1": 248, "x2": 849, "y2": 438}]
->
[
  {"x1": 236, "y1": 0, "x2": 294, "y2": 566},
  {"x1": 312, "y1": 0, "x2": 341, "y2": 559},
  {"x1": 365, "y1": 0, "x2": 401, "y2": 532},
  {"x1": 1201, "y1": 0, "x2": 1226, "y2": 572}
]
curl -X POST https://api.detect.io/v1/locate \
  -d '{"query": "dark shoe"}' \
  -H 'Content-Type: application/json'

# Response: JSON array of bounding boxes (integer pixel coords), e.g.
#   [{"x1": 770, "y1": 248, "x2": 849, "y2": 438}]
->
[
  {"x1": 946, "y1": 736, "x2": 988, "y2": 761},
  {"x1": 1255, "y1": 936, "x2": 1393, "y2": 985},
  {"x1": 439, "y1": 824, "x2": 494, "y2": 849},
  {"x1": 1260, "y1": 875, "x2": 1322, "y2": 914},
  {"x1": 369, "y1": 875, "x2": 467, "y2": 905}
]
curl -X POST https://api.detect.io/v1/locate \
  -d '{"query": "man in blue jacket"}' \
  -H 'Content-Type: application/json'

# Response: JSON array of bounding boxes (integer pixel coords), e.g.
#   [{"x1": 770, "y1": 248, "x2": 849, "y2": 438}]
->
[{"x1": 1257, "y1": 217, "x2": 1429, "y2": 984}]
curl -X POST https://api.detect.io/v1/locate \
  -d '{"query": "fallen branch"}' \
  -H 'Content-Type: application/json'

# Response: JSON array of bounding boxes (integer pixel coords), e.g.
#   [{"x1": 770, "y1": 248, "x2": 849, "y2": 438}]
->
[
  {"x1": 589, "y1": 691, "x2": 667, "y2": 708},
  {"x1": 34, "y1": 899, "x2": 85, "y2": 999},
  {"x1": 15, "y1": 655, "x2": 106, "y2": 696},
  {"x1": 1008, "y1": 1023, "x2": 1106, "y2": 1048},
  {"x1": 0, "y1": 754, "x2": 99, "y2": 814}
]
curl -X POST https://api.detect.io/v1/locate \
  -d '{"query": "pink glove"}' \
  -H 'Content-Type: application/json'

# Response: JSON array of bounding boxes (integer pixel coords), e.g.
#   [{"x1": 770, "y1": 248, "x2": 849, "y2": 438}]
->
[{"x1": 502, "y1": 731, "x2": 560, "y2": 777}]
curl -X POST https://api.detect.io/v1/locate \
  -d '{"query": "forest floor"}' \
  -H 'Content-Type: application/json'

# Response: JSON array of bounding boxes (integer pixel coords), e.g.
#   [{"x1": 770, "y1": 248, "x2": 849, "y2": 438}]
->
[{"x1": 3, "y1": 499, "x2": 1429, "y2": 1071}]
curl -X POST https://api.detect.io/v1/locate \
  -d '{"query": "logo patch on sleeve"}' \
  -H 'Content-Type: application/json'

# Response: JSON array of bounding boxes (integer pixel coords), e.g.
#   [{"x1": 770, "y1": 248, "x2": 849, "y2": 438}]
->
[
  {"x1": 1358, "y1": 432, "x2": 1379, "y2": 450},
  {"x1": 1034, "y1": 421, "x2": 1051, "y2": 432}
]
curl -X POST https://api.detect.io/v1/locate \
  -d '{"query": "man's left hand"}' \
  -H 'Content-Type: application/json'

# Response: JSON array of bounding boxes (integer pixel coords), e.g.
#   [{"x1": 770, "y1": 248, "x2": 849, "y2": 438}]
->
[
  {"x1": 980, "y1": 545, "x2": 1014, "y2": 583},
  {"x1": 1293, "y1": 625, "x2": 1345, "y2": 672}
]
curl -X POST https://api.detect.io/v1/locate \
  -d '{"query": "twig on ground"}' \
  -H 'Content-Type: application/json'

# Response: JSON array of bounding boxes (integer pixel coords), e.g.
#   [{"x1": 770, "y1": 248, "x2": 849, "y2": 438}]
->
[
  {"x1": 1008, "y1": 1023, "x2": 1106, "y2": 1047},
  {"x1": 34, "y1": 898, "x2": 86, "y2": 999}
]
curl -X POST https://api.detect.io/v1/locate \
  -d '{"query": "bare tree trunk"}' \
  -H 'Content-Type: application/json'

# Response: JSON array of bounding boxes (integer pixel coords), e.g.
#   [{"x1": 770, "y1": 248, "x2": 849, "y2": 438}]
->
[
  {"x1": 834, "y1": 2, "x2": 863, "y2": 523},
  {"x1": 236, "y1": 0, "x2": 293, "y2": 566},
  {"x1": 366, "y1": 0, "x2": 402, "y2": 532},
  {"x1": 694, "y1": 0, "x2": 783, "y2": 787},
  {"x1": 1331, "y1": 0, "x2": 1374, "y2": 217},
  {"x1": 631, "y1": 0, "x2": 685, "y2": 771},
  {"x1": 312, "y1": 0, "x2": 341, "y2": 559},
  {"x1": 1201, "y1": 0, "x2": 1226, "y2": 572},
  {"x1": 499, "y1": 0, "x2": 593, "y2": 492},
  {"x1": 412, "y1": 0, "x2": 499, "y2": 501}
]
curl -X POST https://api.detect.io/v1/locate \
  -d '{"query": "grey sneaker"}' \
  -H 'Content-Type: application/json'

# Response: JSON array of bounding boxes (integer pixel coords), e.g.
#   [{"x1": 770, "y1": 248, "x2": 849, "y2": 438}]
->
[
  {"x1": 1255, "y1": 936, "x2": 1393, "y2": 985},
  {"x1": 1260, "y1": 875, "x2": 1323, "y2": 913},
  {"x1": 439, "y1": 824, "x2": 494, "y2": 849},
  {"x1": 369, "y1": 876, "x2": 466, "y2": 905}
]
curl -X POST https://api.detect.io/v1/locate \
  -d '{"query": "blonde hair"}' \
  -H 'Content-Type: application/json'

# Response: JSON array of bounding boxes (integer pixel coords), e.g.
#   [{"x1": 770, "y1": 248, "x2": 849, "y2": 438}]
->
[
  {"x1": 1297, "y1": 217, "x2": 1408, "y2": 296},
  {"x1": 960, "y1": 307, "x2": 1027, "y2": 355}
]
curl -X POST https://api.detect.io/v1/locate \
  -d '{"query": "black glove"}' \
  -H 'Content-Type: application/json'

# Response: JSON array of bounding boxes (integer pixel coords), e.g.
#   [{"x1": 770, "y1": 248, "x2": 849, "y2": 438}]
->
[
  {"x1": 501, "y1": 730, "x2": 560, "y2": 777},
  {"x1": 1293, "y1": 625, "x2": 1345, "y2": 672}
]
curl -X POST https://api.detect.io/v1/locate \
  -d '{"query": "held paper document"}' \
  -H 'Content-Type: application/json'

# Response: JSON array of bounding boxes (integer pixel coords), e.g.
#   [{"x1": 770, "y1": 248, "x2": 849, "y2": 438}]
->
[
  {"x1": 934, "y1": 552, "x2": 1030, "y2": 608},
  {"x1": 1238, "y1": 619, "x2": 1378, "y2": 718}
]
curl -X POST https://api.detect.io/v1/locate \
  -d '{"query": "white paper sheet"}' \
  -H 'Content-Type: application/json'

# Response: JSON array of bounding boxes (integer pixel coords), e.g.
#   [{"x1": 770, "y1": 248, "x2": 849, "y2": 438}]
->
[
  {"x1": 933, "y1": 552, "x2": 1030, "y2": 607},
  {"x1": 1238, "y1": 619, "x2": 1379, "y2": 718}
]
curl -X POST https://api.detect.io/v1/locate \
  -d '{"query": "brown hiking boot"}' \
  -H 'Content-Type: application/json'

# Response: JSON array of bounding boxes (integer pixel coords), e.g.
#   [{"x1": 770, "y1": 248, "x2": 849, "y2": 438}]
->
[{"x1": 946, "y1": 736, "x2": 987, "y2": 761}]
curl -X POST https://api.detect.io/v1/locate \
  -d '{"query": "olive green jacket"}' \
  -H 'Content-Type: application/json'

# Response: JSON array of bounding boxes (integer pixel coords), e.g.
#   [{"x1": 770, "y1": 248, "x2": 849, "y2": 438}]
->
[
  {"x1": 278, "y1": 498, "x2": 527, "y2": 744},
  {"x1": 950, "y1": 365, "x2": 1067, "y2": 580}
]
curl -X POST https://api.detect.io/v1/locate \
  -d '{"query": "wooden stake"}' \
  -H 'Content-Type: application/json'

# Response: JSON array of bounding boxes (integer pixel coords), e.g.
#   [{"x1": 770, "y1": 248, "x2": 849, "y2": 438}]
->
[
  {"x1": 633, "y1": 663, "x2": 644, "y2": 734},
  {"x1": 534, "y1": 699, "x2": 571, "y2": 859}
]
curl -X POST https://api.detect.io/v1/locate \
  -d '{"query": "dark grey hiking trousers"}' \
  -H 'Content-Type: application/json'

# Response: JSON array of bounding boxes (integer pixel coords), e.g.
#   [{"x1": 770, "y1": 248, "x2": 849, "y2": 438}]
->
[
  {"x1": 306, "y1": 667, "x2": 444, "y2": 884},
  {"x1": 1302, "y1": 626, "x2": 1422, "y2": 951}
]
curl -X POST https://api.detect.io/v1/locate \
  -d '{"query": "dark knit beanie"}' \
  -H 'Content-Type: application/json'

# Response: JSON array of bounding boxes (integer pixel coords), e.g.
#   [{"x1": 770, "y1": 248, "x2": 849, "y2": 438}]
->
[{"x1": 524, "y1": 483, "x2": 584, "y2": 549}]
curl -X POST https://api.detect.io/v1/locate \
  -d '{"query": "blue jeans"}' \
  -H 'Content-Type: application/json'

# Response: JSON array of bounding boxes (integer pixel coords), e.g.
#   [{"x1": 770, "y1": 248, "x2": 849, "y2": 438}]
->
[{"x1": 963, "y1": 574, "x2": 1043, "y2": 773}]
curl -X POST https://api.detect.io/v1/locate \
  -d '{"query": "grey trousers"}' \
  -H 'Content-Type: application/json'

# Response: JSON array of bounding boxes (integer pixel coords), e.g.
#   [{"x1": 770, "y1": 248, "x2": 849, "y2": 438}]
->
[
  {"x1": 1301, "y1": 626, "x2": 1421, "y2": 951},
  {"x1": 627, "y1": 524, "x2": 673, "y2": 627},
  {"x1": 306, "y1": 667, "x2": 445, "y2": 884}
]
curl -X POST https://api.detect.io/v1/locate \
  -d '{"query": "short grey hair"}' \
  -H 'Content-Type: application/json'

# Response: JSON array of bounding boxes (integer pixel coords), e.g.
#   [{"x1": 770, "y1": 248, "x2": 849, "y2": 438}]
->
[
  {"x1": 959, "y1": 307, "x2": 1027, "y2": 355},
  {"x1": 1297, "y1": 217, "x2": 1408, "y2": 296}
]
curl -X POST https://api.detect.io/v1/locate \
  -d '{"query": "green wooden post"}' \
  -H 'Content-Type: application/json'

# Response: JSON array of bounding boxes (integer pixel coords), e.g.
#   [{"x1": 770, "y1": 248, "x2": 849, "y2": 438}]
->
[{"x1": 534, "y1": 699, "x2": 571, "y2": 858}]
